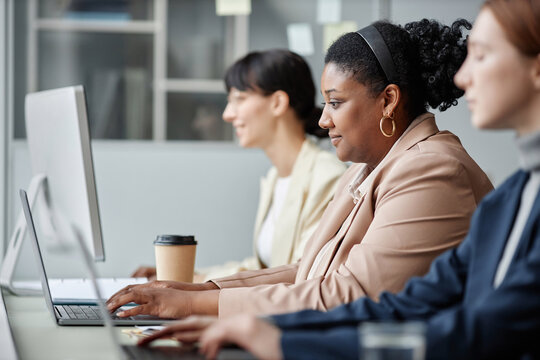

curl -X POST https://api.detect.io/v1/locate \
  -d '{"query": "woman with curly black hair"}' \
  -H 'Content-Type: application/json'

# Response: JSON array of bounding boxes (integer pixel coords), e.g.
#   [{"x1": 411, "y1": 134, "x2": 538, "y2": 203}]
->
[{"x1": 107, "y1": 18, "x2": 493, "y2": 324}]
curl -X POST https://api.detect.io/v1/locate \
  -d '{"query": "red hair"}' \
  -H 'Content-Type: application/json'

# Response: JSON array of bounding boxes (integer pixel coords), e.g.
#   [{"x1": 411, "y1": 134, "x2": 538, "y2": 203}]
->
[{"x1": 483, "y1": 0, "x2": 540, "y2": 56}]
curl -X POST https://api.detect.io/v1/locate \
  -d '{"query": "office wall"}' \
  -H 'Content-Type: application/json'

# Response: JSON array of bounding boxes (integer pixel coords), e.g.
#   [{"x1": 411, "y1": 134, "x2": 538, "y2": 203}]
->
[{"x1": 10, "y1": 141, "x2": 270, "y2": 277}]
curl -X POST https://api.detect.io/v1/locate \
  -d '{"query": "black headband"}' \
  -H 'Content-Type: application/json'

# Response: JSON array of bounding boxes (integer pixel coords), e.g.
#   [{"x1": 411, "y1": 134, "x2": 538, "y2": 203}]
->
[{"x1": 356, "y1": 25, "x2": 398, "y2": 84}]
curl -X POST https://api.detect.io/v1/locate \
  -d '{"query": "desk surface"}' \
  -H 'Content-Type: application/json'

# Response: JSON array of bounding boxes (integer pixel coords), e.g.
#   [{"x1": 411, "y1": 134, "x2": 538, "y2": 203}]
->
[
  {"x1": 3, "y1": 290, "x2": 255, "y2": 360},
  {"x1": 4, "y1": 290, "x2": 142, "y2": 360}
]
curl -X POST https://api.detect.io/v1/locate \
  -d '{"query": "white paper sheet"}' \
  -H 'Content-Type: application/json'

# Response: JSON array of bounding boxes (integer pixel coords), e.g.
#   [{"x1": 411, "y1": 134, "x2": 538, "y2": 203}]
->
[
  {"x1": 287, "y1": 23, "x2": 315, "y2": 56},
  {"x1": 317, "y1": 0, "x2": 342, "y2": 24},
  {"x1": 13, "y1": 277, "x2": 148, "y2": 303},
  {"x1": 216, "y1": 0, "x2": 251, "y2": 16},
  {"x1": 323, "y1": 21, "x2": 358, "y2": 51}
]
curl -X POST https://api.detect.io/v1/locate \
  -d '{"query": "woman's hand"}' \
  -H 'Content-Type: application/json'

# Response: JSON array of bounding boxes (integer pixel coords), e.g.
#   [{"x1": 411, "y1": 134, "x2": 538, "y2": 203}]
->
[
  {"x1": 106, "y1": 287, "x2": 192, "y2": 319},
  {"x1": 138, "y1": 315, "x2": 218, "y2": 345},
  {"x1": 110, "y1": 279, "x2": 218, "y2": 298},
  {"x1": 131, "y1": 266, "x2": 157, "y2": 280},
  {"x1": 199, "y1": 314, "x2": 283, "y2": 360},
  {"x1": 106, "y1": 285, "x2": 220, "y2": 319}
]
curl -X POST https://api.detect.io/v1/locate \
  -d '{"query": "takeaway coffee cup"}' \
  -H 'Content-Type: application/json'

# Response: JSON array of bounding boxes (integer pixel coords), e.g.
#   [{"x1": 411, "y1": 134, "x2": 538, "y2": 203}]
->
[{"x1": 154, "y1": 235, "x2": 197, "y2": 283}]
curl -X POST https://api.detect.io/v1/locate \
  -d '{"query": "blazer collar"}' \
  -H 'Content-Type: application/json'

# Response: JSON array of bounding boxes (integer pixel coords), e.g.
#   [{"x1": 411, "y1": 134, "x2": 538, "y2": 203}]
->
[
  {"x1": 254, "y1": 138, "x2": 319, "y2": 262},
  {"x1": 393, "y1": 112, "x2": 439, "y2": 153},
  {"x1": 515, "y1": 181, "x2": 540, "y2": 259}
]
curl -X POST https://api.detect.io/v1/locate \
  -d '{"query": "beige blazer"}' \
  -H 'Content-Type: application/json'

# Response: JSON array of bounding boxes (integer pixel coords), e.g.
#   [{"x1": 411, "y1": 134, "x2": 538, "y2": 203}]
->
[
  {"x1": 200, "y1": 139, "x2": 346, "y2": 280},
  {"x1": 213, "y1": 114, "x2": 494, "y2": 317}
]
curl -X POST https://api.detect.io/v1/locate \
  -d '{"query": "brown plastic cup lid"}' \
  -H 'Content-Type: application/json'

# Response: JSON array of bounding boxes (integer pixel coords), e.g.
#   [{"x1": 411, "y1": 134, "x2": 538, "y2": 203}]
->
[{"x1": 153, "y1": 235, "x2": 197, "y2": 246}]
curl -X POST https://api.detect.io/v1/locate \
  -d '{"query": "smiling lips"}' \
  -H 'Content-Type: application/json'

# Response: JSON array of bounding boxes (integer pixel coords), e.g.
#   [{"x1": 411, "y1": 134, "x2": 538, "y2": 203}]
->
[
  {"x1": 329, "y1": 133, "x2": 342, "y2": 146},
  {"x1": 233, "y1": 124, "x2": 244, "y2": 136}
]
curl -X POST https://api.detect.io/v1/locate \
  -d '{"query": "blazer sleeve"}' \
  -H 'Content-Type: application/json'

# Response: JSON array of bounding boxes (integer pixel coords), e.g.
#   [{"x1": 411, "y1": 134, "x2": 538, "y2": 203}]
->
[
  {"x1": 280, "y1": 326, "x2": 359, "y2": 360},
  {"x1": 423, "y1": 233, "x2": 540, "y2": 359},
  {"x1": 273, "y1": 230, "x2": 473, "y2": 360},
  {"x1": 218, "y1": 152, "x2": 480, "y2": 316},
  {"x1": 276, "y1": 206, "x2": 540, "y2": 359},
  {"x1": 272, "y1": 227, "x2": 473, "y2": 330},
  {"x1": 211, "y1": 263, "x2": 299, "y2": 288},
  {"x1": 198, "y1": 256, "x2": 261, "y2": 282}
]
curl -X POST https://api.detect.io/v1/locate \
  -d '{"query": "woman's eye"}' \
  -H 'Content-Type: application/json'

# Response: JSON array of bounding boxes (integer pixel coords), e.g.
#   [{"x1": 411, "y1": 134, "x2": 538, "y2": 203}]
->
[
  {"x1": 322, "y1": 101, "x2": 340, "y2": 109},
  {"x1": 328, "y1": 101, "x2": 340, "y2": 109},
  {"x1": 474, "y1": 54, "x2": 485, "y2": 61},
  {"x1": 470, "y1": 49, "x2": 485, "y2": 61}
]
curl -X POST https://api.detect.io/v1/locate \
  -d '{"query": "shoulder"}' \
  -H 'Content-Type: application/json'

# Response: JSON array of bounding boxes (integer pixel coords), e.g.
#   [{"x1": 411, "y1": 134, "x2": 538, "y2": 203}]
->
[
  {"x1": 479, "y1": 170, "x2": 526, "y2": 204},
  {"x1": 313, "y1": 149, "x2": 348, "y2": 174},
  {"x1": 378, "y1": 130, "x2": 492, "y2": 194},
  {"x1": 397, "y1": 129, "x2": 489, "y2": 180}
]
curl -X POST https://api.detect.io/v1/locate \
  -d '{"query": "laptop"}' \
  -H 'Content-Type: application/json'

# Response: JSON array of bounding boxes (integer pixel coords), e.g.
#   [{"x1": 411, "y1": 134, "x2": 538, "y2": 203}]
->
[
  {"x1": 20, "y1": 189, "x2": 174, "y2": 326},
  {"x1": 21, "y1": 188, "x2": 256, "y2": 360}
]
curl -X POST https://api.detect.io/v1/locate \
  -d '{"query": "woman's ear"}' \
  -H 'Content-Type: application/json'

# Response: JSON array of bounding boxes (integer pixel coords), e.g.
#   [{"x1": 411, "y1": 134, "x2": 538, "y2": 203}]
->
[
  {"x1": 382, "y1": 84, "x2": 401, "y2": 116},
  {"x1": 270, "y1": 90, "x2": 290, "y2": 117}
]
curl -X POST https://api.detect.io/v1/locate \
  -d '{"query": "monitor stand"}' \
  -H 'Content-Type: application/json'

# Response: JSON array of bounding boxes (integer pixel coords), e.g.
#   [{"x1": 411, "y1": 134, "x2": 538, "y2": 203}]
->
[{"x1": 0, "y1": 174, "x2": 47, "y2": 295}]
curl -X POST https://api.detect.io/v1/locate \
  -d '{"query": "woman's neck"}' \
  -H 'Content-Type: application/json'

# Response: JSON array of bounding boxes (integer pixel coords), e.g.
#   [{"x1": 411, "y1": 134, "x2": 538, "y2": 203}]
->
[
  {"x1": 515, "y1": 95, "x2": 540, "y2": 136},
  {"x1": 516, "y1": 130, "x2": 540, "y2": 172},
  {"x1": 263, "y1": 115, "x2": 306, "y2": 177}
]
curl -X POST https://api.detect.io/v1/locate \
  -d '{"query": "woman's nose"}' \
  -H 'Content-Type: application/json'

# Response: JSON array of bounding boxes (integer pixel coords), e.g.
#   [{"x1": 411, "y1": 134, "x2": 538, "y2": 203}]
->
[
  {"x1": 454, "y1": 58, "x2": 470, "y2": 91},
  {"x1": 222, "y1": 103, "x2": 235, "y2": 123},
  {"x1": 318, "y1": 109, "x2": 332, "y2": 129}
]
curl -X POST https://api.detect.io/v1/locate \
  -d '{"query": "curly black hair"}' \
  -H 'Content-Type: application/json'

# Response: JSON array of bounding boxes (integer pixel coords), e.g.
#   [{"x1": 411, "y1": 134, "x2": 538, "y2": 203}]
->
[
  {"x1": 325, "y1": 19, "x2": 471, "y2": 119},
  {"x1": 225, "y1": 49, "x2": 327, "y2": 138}
]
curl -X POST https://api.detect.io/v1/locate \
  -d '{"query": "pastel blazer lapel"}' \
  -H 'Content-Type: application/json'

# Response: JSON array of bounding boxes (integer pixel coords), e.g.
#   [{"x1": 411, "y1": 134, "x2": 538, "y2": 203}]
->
[
  {"x1": 514, "y1": 174, "x2": 540, "y2": 260},
  {"x1": 296, "y1": 165, "x2": 364, "y2": 280},
  {"x1": 271, "y1": 142, "x2": 317, "y2": 266},
  {"x1": 309, "y1": 197, "x2": 364, "y2": 278}
]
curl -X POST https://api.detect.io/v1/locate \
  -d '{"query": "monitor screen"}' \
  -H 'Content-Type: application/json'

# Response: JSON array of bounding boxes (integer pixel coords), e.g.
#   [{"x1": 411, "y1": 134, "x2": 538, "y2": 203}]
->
[{"x1": 25, "y1": 85, "x2": 105, "y2": 261}]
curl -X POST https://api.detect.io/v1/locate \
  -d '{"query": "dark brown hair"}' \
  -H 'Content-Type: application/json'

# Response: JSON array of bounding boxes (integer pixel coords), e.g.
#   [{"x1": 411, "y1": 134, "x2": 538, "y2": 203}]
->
[
  {"x1": 483, "y1": 0, "x2": 540, "y2": 56},
  {"x1": 225, "y1": 49, "x2": 327, "y2": 138}
]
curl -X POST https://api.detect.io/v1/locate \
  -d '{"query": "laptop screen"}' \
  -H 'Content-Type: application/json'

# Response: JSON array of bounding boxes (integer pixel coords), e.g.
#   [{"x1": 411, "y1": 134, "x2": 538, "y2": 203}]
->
[{"x1": 19, "y1": 189, "x2": 65, "y2": 322}]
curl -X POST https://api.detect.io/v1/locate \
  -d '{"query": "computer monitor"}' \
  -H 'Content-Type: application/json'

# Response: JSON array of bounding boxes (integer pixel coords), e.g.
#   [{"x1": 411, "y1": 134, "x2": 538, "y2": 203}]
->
[
  {"x1": 0, "y1": 85, "x2": 105, "y2": 294},
  {"x1": 25, "y1": 85, "x2": 104, "y2": 260}
]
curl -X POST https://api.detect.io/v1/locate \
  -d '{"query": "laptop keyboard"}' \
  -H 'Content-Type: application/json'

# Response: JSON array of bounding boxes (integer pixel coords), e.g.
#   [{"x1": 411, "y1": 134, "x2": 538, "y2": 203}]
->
[{"x1": 55, "y1": 305, "x2": 121, "y2": 320}]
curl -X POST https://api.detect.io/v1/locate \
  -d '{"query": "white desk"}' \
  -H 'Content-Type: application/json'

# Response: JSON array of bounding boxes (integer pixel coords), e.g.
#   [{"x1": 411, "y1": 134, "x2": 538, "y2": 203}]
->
[
  {"x1": 4, "y1": 290, "x2": 133, "y2": 360},
  {"x1": 3, "y1": 290, "x2": 255, "y2": 360}
]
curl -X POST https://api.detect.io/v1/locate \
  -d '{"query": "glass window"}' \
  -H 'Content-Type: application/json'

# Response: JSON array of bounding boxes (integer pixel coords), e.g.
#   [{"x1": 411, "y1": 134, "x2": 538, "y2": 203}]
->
[
  {"x1": 12, "y1": 0, "x2": 373, "y2": 141},
  {"x1": 167, "y1": 0, "x2": 227, "y2": 79},
  {"x1": 38, "y1": 32, "x2": 154, "y2": 139}
]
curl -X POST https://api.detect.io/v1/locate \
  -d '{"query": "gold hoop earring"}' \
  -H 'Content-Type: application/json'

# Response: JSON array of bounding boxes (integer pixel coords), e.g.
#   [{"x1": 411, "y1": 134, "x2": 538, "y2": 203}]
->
[{"x1": 379, "y1": 113, "x2": 396, "y2": 138}]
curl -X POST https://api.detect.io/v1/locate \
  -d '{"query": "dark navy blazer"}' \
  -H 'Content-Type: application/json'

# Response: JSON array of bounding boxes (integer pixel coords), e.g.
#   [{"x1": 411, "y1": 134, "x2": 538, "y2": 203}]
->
[{"x1": 272, "y1": 170, "x2": 540, "y2": 360}]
